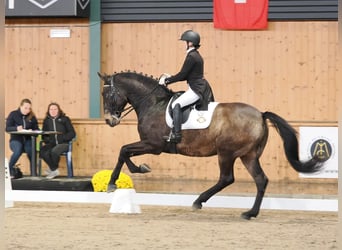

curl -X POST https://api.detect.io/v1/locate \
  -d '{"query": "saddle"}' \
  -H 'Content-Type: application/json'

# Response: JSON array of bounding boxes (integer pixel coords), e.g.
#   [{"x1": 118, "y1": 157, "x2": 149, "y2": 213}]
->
[{"x1": 166, "y1": 92, "x2": 219, "y2": 130}]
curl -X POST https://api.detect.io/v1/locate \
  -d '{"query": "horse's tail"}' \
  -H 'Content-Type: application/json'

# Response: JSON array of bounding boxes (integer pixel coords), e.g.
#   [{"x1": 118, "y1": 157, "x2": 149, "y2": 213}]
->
[{"x1": 262, "y1": 111, "x2": 323, "y2": 173}]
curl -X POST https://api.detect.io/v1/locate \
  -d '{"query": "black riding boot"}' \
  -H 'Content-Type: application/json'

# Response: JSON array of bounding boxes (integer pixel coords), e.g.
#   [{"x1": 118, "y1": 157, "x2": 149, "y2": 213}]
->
[{"x1": 164, "y1": 104, "x2": 182, "y2": 143}]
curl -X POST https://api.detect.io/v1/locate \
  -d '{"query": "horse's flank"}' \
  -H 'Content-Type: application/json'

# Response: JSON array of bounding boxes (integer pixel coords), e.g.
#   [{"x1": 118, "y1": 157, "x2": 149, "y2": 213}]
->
[{"x1": 175, "y1": 102, "x2": 267, "y2": 157}]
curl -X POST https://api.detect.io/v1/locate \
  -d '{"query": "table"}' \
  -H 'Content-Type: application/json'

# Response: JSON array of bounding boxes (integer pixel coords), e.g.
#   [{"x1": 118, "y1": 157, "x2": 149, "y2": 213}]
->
[{"x1": 8, "y1": 130, "x2": 60, "y2": 176}]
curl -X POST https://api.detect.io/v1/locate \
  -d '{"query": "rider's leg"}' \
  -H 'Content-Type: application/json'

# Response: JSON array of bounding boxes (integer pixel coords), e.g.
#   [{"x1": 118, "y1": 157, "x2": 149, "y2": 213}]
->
[
  {"x1": 165, "y1": 88, "x2": 200, "y2": 143},
  {"x1": 167, "y1": 103, "x2": 182, "y2": 143},
  {"x1": 171, "y1": 87, "x2": 200, "y2": 109}
]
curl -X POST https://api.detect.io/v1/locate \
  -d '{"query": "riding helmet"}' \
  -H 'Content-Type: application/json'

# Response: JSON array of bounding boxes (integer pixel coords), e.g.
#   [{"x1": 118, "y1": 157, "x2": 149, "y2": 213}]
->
[{"x1": 180, "y1": 30, "x2": 200, "y2": 47}]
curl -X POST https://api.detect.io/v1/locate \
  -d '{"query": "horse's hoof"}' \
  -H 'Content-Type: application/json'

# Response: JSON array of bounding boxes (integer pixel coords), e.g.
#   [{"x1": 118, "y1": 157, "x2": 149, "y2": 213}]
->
[
  {"x1": 107, "y1": 184, "x2": 117, "y2": 193},
  {"x1": 139, "y1": 164, "x2": 152, "y2": 173},
  {"x1": 240, "y1": 213, "x2": 251, "y2": 220},
  {"x1": 192, "y1": 203, "x2": 202, "y2": 211},
  {"x1": 240, "y1": 211, "x2": 256, "y2": 220}
]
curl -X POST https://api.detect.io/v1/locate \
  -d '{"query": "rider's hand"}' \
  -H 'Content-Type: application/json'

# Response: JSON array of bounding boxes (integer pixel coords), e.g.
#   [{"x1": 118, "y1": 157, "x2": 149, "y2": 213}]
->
[
  {"x1": 159, "y1": 73, "x2": 171, "y2": 85},
  {"x1": 159, "y1": 77, "x2": 166, "y2": 85}
]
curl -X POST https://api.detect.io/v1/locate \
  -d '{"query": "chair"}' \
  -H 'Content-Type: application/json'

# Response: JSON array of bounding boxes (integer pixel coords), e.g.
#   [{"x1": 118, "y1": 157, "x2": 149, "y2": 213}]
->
[{"x1": 38, "y1": 138, "x2": 75, "y2": 178}]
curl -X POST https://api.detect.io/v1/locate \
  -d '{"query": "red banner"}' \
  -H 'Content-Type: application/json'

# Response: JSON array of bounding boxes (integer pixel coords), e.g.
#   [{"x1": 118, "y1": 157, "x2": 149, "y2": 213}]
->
[{"x1": 213, "y1": 0, "x2": 269, "y2": 30}]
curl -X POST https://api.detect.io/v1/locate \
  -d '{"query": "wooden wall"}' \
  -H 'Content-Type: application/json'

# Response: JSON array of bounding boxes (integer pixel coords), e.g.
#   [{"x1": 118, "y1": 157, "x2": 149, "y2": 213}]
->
[
  {"x1": 101, "y1": 22, "x2": 339, "y2": 121},
  {"x1": 4, "y1": 20, "x2": 338, "y2": 195},
  {"x1": 5, "y1": 20, "x2": 338, "y2": 120},
  {"x1": 5, "y1": 18, "x2": 90, "y2": 119}
]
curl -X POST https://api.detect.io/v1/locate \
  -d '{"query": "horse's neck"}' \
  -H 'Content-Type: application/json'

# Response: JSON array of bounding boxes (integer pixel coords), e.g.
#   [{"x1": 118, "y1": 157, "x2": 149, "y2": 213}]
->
[
  {"x1": 130, "y1": 92, "x2": 170, "y2": 118},
  {"x1": 135, "y1": 97, "x2": 169, "y2": 116}
]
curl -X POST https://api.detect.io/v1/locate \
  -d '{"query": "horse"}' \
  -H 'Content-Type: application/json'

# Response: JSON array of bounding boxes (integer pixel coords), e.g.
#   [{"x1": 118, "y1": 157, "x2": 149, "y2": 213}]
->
[{"x1": 98, "y1": 71, "x2": 323, "y2": 220}]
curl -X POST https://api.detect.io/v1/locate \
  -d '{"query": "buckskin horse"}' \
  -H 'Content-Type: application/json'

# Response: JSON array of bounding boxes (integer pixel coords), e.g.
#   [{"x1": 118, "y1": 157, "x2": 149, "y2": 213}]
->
[{"x1": 98, "y1": 71, "x2": 323, "y2": 220}]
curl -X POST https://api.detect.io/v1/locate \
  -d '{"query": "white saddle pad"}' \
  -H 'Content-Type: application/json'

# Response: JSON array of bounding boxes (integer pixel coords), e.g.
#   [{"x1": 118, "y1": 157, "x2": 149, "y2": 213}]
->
[{"x1": 165, "y1": 101, "x2": 219, "y2": 130}]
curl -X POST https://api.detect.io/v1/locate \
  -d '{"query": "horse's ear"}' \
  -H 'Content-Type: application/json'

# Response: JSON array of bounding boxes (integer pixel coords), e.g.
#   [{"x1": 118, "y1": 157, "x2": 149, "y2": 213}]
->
[{"x1": 97, "y1": 72, "x2": 105, "y2": 80}]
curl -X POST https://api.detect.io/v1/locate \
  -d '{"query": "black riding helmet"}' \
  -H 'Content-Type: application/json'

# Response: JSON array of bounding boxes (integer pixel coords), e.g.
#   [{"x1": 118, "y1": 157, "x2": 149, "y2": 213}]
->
[{"x1": 180, "y1": 30, "x2": 200, "y2": 48}]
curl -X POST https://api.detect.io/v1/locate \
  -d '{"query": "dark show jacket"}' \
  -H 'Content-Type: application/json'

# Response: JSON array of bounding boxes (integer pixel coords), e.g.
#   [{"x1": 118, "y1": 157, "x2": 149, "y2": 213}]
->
[
  {"x1": 165, "y1": 49, "x2": 215, "y2": 109},
  {"x1": 42, "y1": 115, "x2": 76, "y2": 145},
  {"x1": 6, "y1": 109, "x2": 39, "y2": 143}
]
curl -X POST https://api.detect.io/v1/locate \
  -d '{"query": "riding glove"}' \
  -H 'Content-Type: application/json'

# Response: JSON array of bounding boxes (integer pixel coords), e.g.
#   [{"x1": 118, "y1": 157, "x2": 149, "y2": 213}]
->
[{"x1": 159, "y1": 73, "x2": 171, "y2": 85}]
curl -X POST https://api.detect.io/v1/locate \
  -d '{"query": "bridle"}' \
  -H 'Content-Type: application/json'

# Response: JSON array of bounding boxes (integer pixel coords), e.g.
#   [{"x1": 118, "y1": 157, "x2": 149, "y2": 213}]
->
[{"x1": 104, "y1": 75, "x2": 160, "y2": 122}]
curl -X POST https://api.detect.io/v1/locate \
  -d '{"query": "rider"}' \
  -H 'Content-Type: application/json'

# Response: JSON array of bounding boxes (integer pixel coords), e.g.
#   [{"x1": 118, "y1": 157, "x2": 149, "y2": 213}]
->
[{"x1": 159, "y1": 30, "x2": 215, "y2": 143}]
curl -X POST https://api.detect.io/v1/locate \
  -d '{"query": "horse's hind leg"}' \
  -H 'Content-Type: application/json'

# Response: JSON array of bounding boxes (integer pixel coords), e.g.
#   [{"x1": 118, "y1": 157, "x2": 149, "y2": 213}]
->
[
  {"x1": 192, "y1": 155, "x2": 235, "y2": 210},
  {"x1": 240, "y1": 155, "x2": 268, "y2": 220}
]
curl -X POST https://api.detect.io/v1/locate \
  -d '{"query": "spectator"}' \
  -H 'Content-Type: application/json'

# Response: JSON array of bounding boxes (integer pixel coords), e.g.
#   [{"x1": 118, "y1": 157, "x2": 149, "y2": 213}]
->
[
  {"x1": 6, "y1": 98, "x2": 39, "y2": 178},
  {"x1": 40, "y1": 102, "x2": 76, "y2": 179}
]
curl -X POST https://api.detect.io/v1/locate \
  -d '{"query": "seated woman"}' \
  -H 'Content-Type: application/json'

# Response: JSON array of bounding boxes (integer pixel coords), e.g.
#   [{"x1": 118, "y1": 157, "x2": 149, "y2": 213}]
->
[
  {"x1": 6, "y1": 98, "x2": 39, "y2": 178},
  {"x1": 40, "y1": 102, "x2": 76, "y2": 179}
]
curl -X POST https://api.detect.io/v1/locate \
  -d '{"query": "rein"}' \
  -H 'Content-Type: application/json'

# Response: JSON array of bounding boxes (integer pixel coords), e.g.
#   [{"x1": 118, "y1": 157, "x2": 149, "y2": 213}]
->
[
  {"x1": 114, "y1": 84, "x2": 160, "y2": 122},
  {"x1": 118, "y1": 105, "x2": 134, "y2": 120}
]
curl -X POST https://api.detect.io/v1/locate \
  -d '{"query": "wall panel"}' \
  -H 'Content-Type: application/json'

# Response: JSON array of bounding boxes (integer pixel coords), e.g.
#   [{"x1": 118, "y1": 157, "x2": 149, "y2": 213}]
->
[
  {"x1": 6, "y1": 20, "x2": 338, "y2": 122},
  {"x1": 5, "y1": 18, "x2": 90, "y2": 119},
  {"x1": 101, "y1": 21, "x2": 339, "y2": 121},
  {"x1": 100, "y1": 0, "x2": 338, "y2": 22}
]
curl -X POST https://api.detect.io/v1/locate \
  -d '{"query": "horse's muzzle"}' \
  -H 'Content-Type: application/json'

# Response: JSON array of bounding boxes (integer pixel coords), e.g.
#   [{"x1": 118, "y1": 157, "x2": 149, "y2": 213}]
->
[
  {"x1": 104, "y1": 114, "x2": 121, "y2": 127},
  {"x1": 105, "y1": 118, "x2": 120, "y2": 127}
]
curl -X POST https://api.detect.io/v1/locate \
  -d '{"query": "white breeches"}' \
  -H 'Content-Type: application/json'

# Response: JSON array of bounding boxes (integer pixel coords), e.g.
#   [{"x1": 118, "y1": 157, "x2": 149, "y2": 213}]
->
[{"x1": 172, "y1": 87, "x2": 200, "y2": 109}]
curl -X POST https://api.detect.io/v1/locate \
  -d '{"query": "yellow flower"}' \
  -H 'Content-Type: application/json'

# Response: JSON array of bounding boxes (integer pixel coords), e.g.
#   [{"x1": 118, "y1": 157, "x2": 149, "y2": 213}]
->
[{"x1": 91, "y1": 170, "x2": 134, "y2": 192}]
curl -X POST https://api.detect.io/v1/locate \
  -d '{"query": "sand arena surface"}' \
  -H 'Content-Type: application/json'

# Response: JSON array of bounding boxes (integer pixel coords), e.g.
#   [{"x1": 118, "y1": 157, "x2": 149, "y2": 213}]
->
[{"x1": 5, "y1": 202, "x2": 337, "y2": 249}]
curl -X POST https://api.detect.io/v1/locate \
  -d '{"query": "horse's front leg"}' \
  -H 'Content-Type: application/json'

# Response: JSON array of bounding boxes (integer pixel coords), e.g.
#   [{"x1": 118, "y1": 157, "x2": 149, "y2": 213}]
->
[
  {"x1": 107, "y1": 157, "x2": 125, "y2": 192},
  {"x1": 107, "y1": 141, "x2": 161, "y2": 192}
]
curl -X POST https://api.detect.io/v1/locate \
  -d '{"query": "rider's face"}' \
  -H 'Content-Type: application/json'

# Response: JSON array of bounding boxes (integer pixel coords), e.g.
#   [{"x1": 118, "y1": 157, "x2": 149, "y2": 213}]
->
[{"x1": 185, "y1": 41, "x2": 194, "y2": 50}]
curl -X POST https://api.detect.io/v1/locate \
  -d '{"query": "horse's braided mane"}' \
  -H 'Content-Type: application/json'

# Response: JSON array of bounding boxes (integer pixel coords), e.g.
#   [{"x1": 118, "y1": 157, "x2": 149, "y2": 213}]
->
[
  {"x1": 113, "y1": 70, "x2": 174, "y2": 95},
  {"x1": 113, "y1": 70, "x2": 158, "y2": 81}
]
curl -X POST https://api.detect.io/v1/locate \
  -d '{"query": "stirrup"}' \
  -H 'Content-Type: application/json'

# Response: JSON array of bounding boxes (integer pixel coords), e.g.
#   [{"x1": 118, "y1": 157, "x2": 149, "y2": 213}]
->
[{"x1": 163, "y1": 132, "x2": 182, "y2": 143}]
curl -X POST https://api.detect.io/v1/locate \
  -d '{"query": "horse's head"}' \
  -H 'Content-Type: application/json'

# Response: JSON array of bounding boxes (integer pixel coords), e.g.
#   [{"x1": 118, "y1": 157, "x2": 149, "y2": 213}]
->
[{"x1": 98, "y1": 72, "x2": 128, "y2": 127}]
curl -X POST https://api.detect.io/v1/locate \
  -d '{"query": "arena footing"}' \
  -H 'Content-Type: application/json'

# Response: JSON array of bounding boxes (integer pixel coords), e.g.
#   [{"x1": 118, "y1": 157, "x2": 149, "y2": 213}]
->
[{"x1": 11, "y1": 176, "x2": 93, "y2": 192}]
